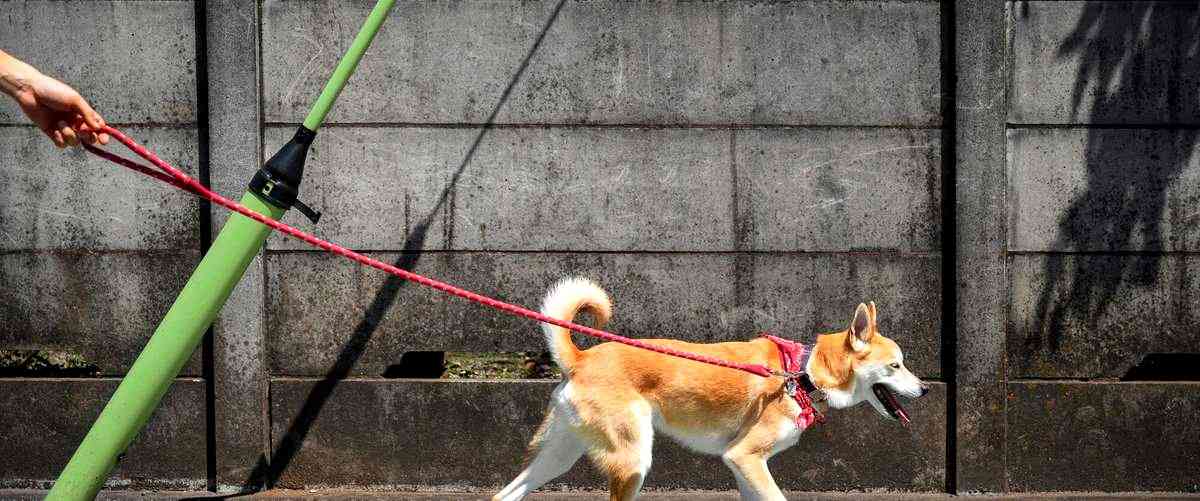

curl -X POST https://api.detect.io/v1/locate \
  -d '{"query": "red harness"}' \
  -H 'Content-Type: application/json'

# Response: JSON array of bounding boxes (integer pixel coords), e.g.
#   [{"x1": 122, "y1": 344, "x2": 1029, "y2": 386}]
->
[{"x1": 762, "y1": 334, "x2": 824, "y2": 429}]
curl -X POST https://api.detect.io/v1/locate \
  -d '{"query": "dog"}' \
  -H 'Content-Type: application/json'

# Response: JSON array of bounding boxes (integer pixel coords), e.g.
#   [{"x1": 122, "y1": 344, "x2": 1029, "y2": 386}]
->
[{"x1": 494, "y1": 277, "x2": 929, "y2": 501}]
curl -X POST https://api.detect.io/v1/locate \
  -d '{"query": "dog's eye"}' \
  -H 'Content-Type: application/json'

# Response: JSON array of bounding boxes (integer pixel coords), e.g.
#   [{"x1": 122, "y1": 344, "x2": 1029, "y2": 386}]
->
[{"x1": 889, "y1": 363, "x2": 901, "y2": 369}]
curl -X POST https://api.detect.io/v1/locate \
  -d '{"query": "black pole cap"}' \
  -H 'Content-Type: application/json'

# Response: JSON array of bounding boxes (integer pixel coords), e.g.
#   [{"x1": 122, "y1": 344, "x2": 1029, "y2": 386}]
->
[{"x1": 250, "y1": 126, "x2": 322, "y2": 223}]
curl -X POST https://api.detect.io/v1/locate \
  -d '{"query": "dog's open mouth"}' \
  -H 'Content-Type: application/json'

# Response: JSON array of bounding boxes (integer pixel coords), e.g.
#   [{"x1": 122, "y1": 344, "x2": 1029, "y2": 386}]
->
[{"x1": 871, "y1": 384, "x2": 910, "y2": 425}]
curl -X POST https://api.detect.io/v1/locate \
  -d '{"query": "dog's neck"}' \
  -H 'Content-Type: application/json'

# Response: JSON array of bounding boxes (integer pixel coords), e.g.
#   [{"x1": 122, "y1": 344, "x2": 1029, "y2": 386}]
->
[{"x1": 803, "y1": 331, "x2": 859, "y2": 409}]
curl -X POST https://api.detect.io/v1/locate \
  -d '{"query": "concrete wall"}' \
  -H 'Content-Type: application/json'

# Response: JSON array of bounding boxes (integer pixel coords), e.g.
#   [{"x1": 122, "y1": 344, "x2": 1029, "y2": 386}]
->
[
  {"x1": 1001, "y1": 1, "x2": 1200, "y2": 493},
  {"x1": 0, "y1": 0, "x2": 1196, "y2": 496},
  {"x1": 0, "y1": 0, "x2": 205, "y2": 491}
]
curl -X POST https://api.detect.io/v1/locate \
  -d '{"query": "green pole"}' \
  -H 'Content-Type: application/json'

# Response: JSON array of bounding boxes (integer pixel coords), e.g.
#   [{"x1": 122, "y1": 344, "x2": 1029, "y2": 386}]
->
[
  {"x1": 304, "y1": 0, "x2": 396, "y2": 131},
  {"x1": 46, "y1": 1, "x2": 396, "y2": 499},
  {"x1": 45, "y1": 195, "x2": 283, "y2": 500}
]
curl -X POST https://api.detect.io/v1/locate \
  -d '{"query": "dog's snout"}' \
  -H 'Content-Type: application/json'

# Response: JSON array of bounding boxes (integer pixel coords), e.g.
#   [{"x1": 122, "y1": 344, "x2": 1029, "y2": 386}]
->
[{"x1": 919, "y1": 383, "x2": 930, "y2": 397}]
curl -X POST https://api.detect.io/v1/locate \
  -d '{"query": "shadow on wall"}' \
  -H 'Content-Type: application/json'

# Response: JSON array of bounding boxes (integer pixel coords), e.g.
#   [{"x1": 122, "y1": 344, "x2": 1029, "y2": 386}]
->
[
  {"x1": 1027, "y1": 2, "x2": 1199, "y2": 353},
  {"x1": 184, "y1": 0, "x2": 570, "y2": 496}
]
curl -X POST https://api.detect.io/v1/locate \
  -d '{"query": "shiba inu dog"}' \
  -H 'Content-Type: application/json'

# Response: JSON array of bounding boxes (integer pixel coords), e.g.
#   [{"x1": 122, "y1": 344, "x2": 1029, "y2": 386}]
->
[{"x1": 495, "y1": 278, "x2": 929, "y2": 501}]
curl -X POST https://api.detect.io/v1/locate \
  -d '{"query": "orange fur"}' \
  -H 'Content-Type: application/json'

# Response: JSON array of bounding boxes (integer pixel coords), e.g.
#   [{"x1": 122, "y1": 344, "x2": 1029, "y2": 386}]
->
[{"x1": 494, "y1": 282, "x2": 921, "y2": 501}]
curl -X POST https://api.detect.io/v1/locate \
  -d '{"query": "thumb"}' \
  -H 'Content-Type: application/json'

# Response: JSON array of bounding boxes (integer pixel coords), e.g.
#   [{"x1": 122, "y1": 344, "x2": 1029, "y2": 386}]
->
[{"x1": 74, "y1": 96, "x2": 106, "y2": 131}]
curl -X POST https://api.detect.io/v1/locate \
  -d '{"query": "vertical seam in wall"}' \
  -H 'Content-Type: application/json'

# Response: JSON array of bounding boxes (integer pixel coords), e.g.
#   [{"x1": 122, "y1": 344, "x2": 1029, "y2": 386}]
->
[
  {"x1": 193, "y1": 0, "x2": 217, "y2": 492},
  {"x1": 730, "y1": 130, "x2": 755, "y2": 336},
  {"x1": 1002, "y1": 1, "x2": 1014, "y2": 492},
  {"x1": 261, "y1": 256, "x2": 273, "y2": 489},
  {"x1": 940, "y1": 0, "x2": 958, "y2": 494},
  {"x1": 257, "y1": 0, "x2": 273, "y2": 486},
  {"x1": 730, "y1": 130, "x2": 738, "y2": 252},
  {"x1": 729, "y1": 130, "x2": 741, "y2": 328}
]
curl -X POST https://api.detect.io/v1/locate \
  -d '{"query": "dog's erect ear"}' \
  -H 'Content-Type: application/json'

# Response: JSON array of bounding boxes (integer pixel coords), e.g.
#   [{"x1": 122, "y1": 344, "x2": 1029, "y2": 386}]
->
[
  {"x1": 848, "y1": 303, "x2": 873, "y2": 352},
  {"x1": 868, "y1": 301, "x2": 878, "y2": 325}
]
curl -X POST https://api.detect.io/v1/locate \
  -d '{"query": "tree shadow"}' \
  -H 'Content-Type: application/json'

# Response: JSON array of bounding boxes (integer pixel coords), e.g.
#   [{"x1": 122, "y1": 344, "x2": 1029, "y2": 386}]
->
[
  {"x1": 186, "y1": 1, "x2": 568, "y2": 496},
  {"x1": 1027, "y1": 3, "x2": 1200, "y2": 353}
]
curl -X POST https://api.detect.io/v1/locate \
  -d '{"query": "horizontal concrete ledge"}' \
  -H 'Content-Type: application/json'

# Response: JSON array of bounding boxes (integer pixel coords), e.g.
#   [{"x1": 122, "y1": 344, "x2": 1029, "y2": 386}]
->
[
  {"x1": 1007, "y1": 124, "x2": 1200, "y2": 130},
  {"x1": 4, "y1": 490, "x2": 1199, "y2": 500},
  {"x1": 268, "y1": 380, "x2": 946, "y2": 491},
  {"x1": 269, "y1": 122, "x2": 947, "y2": 130},
  {"x1": 0, "y1": 377, "x2": 203, "y2": 383},
  {"x1": 263, "y1": 249, "x2": 944, "y2": 256},
  {"x1": 1007, "y1": 380, "x2": 1200, "y2": 385}
]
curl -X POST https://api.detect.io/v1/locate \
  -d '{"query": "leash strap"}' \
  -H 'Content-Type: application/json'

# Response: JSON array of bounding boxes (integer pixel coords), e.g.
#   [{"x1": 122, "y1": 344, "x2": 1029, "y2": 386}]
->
[{"x1": 83, "y1": 126, "x2": 780, "y2": 379}]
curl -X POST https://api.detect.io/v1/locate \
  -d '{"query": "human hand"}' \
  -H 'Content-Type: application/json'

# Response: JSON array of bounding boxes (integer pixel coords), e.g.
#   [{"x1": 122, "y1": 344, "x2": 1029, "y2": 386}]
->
[
  {"x1": 11, "y1": 72, "x2": 109, "y2": 148},
  {"x1": 1, "y1": 50, "x2": 108, "y2": 147}
]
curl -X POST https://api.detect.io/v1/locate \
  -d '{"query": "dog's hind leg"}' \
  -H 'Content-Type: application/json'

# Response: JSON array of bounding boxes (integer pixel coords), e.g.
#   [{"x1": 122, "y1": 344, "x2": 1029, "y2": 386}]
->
[
  {"x1": 493, "y1": 404, "x2": 584, "y2": 501},
  {"x1": 587, "y1": 400, "x2": 653, "y2": 501}
]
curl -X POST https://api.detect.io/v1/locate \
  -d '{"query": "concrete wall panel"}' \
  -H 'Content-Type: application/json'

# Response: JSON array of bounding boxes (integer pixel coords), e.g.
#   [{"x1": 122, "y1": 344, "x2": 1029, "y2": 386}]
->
[
  {"x1": 736, "y1": 128, "x2": 942, "y2": 252},
  {"x1": 0, "y1": 378, "x2": 206, "y2": 490},
  {"x1": 266, "y1": 252, "x2": 940, "y2": 377},
  {"x1": 1006, "y1": 382, "x2": 1200, "y2": 492},
  {"x1": 262, "y1": 126, "x2": 734, "y2": 252},
  {"x1": 265, "y1": 126, "x2": 940, "y2": 253},
  {"x1": 262, "y1": 0, "x2": 941, "y2": 126},
  {"x1": 1008, "y1": 128, "x2": 1200, "y2": 253},
  {"x1": 1008, "y1": 254, "x2": 1200, "y2": 379},
  {"x1": 0, "y1": 1, "x2": 196, "y2": 124},
  {"x1": 0, "y1": 251, "x2": 202, "y2": 375},
  {"x1": 1009, "y1": 2, "x2": 1200, "y2": 125},
  {"x1": 0, "y1": 127, "x2": 200, "y2": 251}
]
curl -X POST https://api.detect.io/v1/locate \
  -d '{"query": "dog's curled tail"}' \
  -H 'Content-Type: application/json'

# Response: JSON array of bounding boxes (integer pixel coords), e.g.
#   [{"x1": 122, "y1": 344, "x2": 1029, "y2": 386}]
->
[{"x1": 541, "y1": 277, "x2": 612, "y2": 373}]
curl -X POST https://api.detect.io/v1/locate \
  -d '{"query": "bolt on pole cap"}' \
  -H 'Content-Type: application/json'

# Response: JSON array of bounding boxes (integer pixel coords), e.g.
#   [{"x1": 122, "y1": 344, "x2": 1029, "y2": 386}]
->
[{"x1": 249, "y1": 126, "x2": 322, "y2": 223}]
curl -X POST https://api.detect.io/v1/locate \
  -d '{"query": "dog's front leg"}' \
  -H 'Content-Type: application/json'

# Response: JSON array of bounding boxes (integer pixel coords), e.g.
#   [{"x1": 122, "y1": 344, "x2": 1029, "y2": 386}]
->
[
  {"x1": 721, "y1": 427, "x2": 789, "y2": 501},
  {"x1": 722, "y1": 451, "x2": 786, "y2": 501}
]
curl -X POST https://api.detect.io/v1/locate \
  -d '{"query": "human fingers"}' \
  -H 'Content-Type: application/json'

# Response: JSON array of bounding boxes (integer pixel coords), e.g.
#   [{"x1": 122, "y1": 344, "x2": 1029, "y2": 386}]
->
[
  {"x1": 58, "y1": 121, "x2": 79, "y2": 147},
  {"x1": 44, "y1": 127, "x2": 66, "y2": 148},
  {"x1": 74, "y1": 120, "x2": 104, "y2": 146}
]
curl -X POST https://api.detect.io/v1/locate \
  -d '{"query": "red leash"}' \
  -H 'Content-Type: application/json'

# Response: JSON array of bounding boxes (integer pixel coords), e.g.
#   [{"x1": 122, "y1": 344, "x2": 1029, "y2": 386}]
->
[{"x1": 84, "y1": 126, "x2": 783, "y2": 380}]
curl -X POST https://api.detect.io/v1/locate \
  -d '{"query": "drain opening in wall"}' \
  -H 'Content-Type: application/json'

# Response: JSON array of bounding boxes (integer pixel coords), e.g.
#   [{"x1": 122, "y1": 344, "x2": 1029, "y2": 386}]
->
[
  {"x1": 382, "y1": 351, "x2": 561, "y2": 379},
  {"x1": 0, "y1": 350, "x2": 100, "y2": 377}
]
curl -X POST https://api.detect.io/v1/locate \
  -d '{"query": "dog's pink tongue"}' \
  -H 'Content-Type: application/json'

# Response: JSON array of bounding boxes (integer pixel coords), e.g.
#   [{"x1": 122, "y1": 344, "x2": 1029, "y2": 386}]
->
[
  {"x1": 874, "y1": 385, "x2": 910, "y2": 426},
  {"x1": 895, "y1": 403, "x2": 910, "y2": 426},
  {"x1": 885, "y1": 390, "x2": 910, "y2": 425}
]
